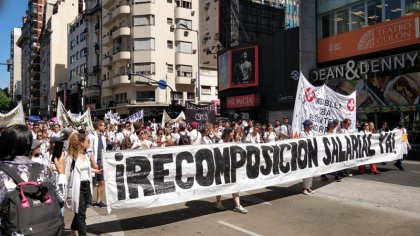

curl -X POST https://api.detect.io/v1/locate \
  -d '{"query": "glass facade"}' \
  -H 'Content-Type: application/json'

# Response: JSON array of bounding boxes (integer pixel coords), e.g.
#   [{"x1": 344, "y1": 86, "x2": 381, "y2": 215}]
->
[{"x1": 318, "y1": 0, "x2": 420, "y2": 39}]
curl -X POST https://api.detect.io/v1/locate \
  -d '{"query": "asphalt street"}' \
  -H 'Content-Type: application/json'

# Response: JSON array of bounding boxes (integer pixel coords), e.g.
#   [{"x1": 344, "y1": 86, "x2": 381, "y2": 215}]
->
[{"x1": 64, "y1": 160, "x2": 420, "y2": 236}]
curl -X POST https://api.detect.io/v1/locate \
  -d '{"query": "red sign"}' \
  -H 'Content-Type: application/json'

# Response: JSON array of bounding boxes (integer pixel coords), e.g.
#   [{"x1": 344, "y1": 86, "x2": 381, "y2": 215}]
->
[
  {"x1": 318, "y1": 13, "x2": 420, "y2": 63},
  {"x1": 226, "y1": 94, "x2": 260, "y2": 109}
]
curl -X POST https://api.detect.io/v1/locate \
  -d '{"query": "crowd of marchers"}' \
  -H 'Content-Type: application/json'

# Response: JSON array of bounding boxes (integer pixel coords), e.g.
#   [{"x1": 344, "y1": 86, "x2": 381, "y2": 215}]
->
[{"x1": 0, "y1": 115, "x2": 411, "y2": 235}]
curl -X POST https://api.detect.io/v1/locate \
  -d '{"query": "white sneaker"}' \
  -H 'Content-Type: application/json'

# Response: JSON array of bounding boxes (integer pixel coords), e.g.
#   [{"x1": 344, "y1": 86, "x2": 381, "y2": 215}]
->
[
  {"x1": 214, "y1": 202, "x2": 226, "y2": 210},
  {"x1": 233, "y1": 205, "x2": 248, "y2": 214}
]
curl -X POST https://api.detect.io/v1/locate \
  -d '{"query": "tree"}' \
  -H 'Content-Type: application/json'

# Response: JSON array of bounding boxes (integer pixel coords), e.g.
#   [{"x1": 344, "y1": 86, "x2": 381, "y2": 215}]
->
[{"x1": 0, "y1": 90, "x2": 12, "y2": 112}]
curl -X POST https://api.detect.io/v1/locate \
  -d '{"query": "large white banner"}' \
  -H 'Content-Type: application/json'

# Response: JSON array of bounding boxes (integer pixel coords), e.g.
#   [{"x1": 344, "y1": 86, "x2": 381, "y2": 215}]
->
[
  {"x1": 292, "y1": 74, "x2": 357, "y2": 138},
  {"x1": 0, "y1": 102, "x2": 25, "y2": 127},
  {"x1": 104, "y1": 131, "x2": 402, "y2": 213}
]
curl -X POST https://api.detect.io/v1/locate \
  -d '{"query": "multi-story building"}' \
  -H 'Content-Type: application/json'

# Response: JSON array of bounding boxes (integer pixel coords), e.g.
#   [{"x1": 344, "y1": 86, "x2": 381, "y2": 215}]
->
[
  {"x1": 67, "y1": 14, "x2": 87, "y2": 113},
  {"x1": 100, "y1": 0, "x2": 199, "y2": 117},
  {"x1": 83, "y1": 0, "x2": 102, "y2": 114},
  {"x1": 39, "y1": 0, "x2": 80, "y2": 117},
  {"x1": 8, "y1": 28, "x2": 22, "y2": 101},
  {"x1": 16, "y1": 0, "x2": 47, "y2": 116},
  {"x1": 302, "y1": 0, "x2": 420, "y2": 158}
]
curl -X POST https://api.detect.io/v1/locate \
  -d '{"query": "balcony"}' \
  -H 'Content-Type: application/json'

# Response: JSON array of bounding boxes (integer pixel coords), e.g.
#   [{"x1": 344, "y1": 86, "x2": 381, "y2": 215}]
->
[
  {"x1": 113, "y1": 5, "x2": 130, "y2": 20},
  {"x1": 102, "y1": 55, "x2": 112, "y2": 67},
  {"x1": 102, "y1": 14, "x2": 112, "y2": 27},
  {"x1": 175, "y1": 76, "x2": 194, "y2": 85},
  {"x1": 102, "y1": 75, "x2": 131, "y2": 89},
  {"x1": 102, "y1": 34, "x2": 112, "y2": 46},
  {"x1": 84, "y1": 85, "x2": 101, "y2": 98},
  {"x1": 113, "y1": 51, "x2": 130, "y2": 63},
  {"x1": 112, "y1": 27, "x2": 130, "y2": 40},
  {"x1": 30, "y1": 78, "x2": 40, "y2": 85}
]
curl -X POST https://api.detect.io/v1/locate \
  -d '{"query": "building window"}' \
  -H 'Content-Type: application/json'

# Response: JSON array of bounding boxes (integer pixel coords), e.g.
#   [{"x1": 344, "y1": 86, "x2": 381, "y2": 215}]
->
[
  {"x1": 167, "y1": 40, "x2": 173, "y2": 49},
  {"x1": 133, "y1": 15, "x2": 155, "y2": 26},
  {"x1": 405, "y1": 0, "x2": 420, "y2": 15},
  {"x1": 133, "y1": 62, "x2": 155, "y2": 75},
  {"x1": 176, "y1": 65, "x2": 192, "y2": 77},
  {"x1": 115, "y1": 93, "x2": 127, "y2": 104},
  {"x1": 187, "y1": 92, "x2": 195, "y2": 100},
  {"x1": 336, "y1": 8, "x2": 349, "y2": 35},
  {"x1": 176, "y1": 0, "x2": 192, "y2": 9},
  {"x1": 350, "y1": 2, "x2": 366, "y2": 31},
  {"x1": 167, "y1": 18, "x2": 173, "y2": 25},
  {"x1": 133, "y1": 38, "x2": 155, "y2": 50},
  {"x1": 176, "y1": 18, "x2": 192, "y2": 29},
  {"x1": 176, "y1": 41, "x2": 192, "y2": 53},
  {"x1": 136, "y1": 91, "x2": 155, "y2": 101},
  {"x1": 134, "y1": 0, "x2": 154, "y2": 4},
  {"x1": 167, "y1": 64, "x2": 173, "y2": 73},
  {"x1": 367, "y1": 0, "x2": 383, "y2": 25},
  {"x1": 167, "y1": 0, "x2": 172, "y2": 3},
  {"x1": 201, "y1": 86, "x2": 211, "y2": 95},
  {"x1": 385, "y1": 0, "x2": 402, "y2": 21},
  {"x1": 173, "y1": 92, "x2": 182, "y2": 100}
]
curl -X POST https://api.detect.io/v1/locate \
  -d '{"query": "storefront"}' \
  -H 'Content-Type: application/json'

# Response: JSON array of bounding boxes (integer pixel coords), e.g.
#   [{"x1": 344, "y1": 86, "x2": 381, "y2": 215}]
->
[{"x1": 315, "y1": 5, "x2": 420, "y2": 159}]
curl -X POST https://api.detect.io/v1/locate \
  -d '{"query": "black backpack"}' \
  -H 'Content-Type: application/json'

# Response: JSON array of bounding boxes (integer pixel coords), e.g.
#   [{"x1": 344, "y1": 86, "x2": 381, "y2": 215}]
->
[
  {"x1": 178, "y1": 133, "x2": 190, "y2": 145},
  {"x1": 0, "y1": 162, "x2": 63, "y2": 236}
]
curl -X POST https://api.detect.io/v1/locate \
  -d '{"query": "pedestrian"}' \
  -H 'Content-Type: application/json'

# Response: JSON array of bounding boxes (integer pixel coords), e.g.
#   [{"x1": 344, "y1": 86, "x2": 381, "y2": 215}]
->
[
  {"x1": 394, "y1": 121, "x2": 411, "y2": 171},
  {"x1": 0, "y1": 124, "x2": 66, "y2": 235},
  {"x1": 300, "y1": 119, "x2": 316, "y2": 195},
  {"x1": 214, "y1": 128, "x2": 248, "y2": 213},
  {"x1": 66, "y1": 131, "x2": 102, "y2": 236},
  {"x1": 89, "y1": 120, "x2": 107, "y2": 208},
  {"x1": 321, "y1": 121, "x2": 342, "y2": 182},
  {"x1": 358, "y1": 122, "x2": 381, "y2": 175}
]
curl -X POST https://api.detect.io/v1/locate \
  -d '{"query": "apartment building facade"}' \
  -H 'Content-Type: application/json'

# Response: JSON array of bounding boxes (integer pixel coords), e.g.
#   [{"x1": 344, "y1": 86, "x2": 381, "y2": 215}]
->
[
  {"x1": 16, "y1": 0, "x2": 47, "y2": 116},
  {"x1": 67, "y1": 14, "x2": 87, "y2": 113},
  {"x1": 100, "y1": 0, "x2": 199, "y2": 116},
  {"x1": 83, "y1": 0, "x2": 102, "y2": 113},
  {"x1": 39, "y1": 0, "x2": 80, "y2": 117},
  {"x1": 8, "y1": 28, "x2": 22, "y2": 101}
]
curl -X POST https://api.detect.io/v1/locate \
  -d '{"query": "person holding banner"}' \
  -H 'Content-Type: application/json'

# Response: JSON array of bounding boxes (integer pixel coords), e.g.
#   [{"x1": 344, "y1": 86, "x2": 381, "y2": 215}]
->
[
  {"x1": 338, "y1": 119, "x2": 354, "y2": 177},
  {"x1": 215, "y1": 128, "x2": 248, "y2": 214},
  {"x1": 300, "y1": 119, "x2": 316, "y2": 195},
  {"x1": 264, "y1": 124, "x2": 277, "y2": 143},
  {"x1": 245, "y1": 126, "x2": 262, "y2": 144},
  {"x1": 358, "y1": 122, "x2": 381, "y2": 175},
  {"x1": 394, "y1": 121, "x2": 411, "y2": 171},
  {"x1": 131, "y1": 129, "x2": 152, "y2": 150}
]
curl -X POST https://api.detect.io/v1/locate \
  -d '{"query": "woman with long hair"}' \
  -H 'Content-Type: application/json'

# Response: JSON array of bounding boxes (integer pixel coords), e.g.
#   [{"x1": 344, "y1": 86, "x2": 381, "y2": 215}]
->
[
  {"x1": 214, "y1": 128, "x2": 248, "y2": 214},
  {"x1": 66, "y1": 131, "x2": 101, "y2": 236}
]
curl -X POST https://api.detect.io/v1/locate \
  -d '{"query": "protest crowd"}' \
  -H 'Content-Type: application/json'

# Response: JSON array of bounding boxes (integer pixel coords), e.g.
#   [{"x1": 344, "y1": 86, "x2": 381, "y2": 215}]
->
[{"x1": 0, "y1": 113, "x2": 410, "y2": 235}]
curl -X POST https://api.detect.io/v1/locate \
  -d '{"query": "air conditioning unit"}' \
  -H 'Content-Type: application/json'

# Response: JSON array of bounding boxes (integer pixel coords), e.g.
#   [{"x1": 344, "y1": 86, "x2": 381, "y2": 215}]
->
[
  {"x1": 191, "y1": 78, "x2": 196, "y2": 83},
  {"x1": 170, "y1": 25, "x2": 175, "y2": 31},
  {"x1": 192, "y1": 49, "x2": 197, "y2": 54},
  {"x1": 191, "y1": 11, "x2": 195, "y2": 16}
]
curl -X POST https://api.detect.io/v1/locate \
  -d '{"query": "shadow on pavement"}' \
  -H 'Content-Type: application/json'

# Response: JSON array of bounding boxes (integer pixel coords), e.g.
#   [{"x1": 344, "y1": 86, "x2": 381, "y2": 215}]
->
[{"x1": 86, "y1": 182, "x2": 320, "y2": 234}]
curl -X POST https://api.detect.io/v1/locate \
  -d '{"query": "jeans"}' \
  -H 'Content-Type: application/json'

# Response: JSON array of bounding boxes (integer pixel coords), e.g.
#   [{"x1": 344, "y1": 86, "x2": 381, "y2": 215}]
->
[{"x1": 71, "y1": 180, "x2": 91, "y2": 236}]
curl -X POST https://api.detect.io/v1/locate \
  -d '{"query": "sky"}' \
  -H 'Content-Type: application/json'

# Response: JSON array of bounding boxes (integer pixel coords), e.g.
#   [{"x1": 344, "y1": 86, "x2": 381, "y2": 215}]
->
[{"x1": 0, "y1": 0, "x2": 27, "y2": 90}]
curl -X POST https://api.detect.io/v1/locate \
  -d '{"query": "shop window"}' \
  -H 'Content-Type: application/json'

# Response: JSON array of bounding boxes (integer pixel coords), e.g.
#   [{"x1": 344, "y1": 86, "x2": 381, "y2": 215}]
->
[
  {"x1": 321, "y1": 12, "x2": 334, "y2": 38},
  {"x1": 385, "y1": 0, "x2": 401, "y2": 21},
  {"x1": 405, "y1": 0, "x2": 420, "y2": 15},
  {"x1": 367, "y1": 0, "x2": 383, "y2": 25},
  {"x1": 336, "y1": 8, "x2": 349, "y2": 35},
  {"x1": 350, "y1": 3, "x2": 367, "y2": 31}
]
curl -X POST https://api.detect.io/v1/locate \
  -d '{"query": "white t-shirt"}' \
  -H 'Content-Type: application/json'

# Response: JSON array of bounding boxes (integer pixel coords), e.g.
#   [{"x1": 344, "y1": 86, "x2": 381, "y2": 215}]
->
[
  {"x1": 299, "y1": 130, "x2": 314, "y2": 138},
  {"x1": 189, "y1": 129, "x2": 202, "y2": 145},
  {"x1": 280, "y1": 124, "x2": 292, "y2": 139},
  {"x1": 264, "y1": 131, "x2": 277, "y2": 143},
  {"x1": 245, "y1": 133, "x2": 261, "y2": 143}
]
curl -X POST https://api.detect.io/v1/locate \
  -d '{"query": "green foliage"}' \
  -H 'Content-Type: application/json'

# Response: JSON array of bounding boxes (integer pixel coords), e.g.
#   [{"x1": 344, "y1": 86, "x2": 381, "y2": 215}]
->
[{"x1": 0, "y1": 90, "x2": 12, "y2": 112}]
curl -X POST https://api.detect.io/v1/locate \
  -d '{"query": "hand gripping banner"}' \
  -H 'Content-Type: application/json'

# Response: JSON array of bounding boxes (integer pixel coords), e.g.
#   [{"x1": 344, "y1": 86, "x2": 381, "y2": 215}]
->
[{"x1": 103, "y1": 131, "x2": 402, "y2": 213}]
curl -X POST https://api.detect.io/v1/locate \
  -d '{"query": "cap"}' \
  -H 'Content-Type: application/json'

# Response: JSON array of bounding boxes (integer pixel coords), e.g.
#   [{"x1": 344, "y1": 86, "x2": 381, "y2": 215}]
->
[
  {"x1": 31, "y1": 139, "x2": 43, "y2": 150},
  {"x1": 302, "y1": 119, "x2": 313, "y2": 126},
  {"x1": 190, "y1": 121, "x2": 199, "y2": 129}
]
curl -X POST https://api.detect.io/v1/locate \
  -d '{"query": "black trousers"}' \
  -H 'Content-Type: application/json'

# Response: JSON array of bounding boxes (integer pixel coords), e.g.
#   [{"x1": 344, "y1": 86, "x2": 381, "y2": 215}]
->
[{"x1": 71, "y1": 180, "x2": 92, "y2": 236}]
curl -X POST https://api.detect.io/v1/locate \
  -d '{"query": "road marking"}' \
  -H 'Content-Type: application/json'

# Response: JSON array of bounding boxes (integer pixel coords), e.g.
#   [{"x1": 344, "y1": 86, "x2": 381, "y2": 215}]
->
[
  {"x1": 409, "y1": 171, "x2": 420, "y2": 174},
  {"x1": 217, "y1": 221, "x2": 262, "y2": 236}
]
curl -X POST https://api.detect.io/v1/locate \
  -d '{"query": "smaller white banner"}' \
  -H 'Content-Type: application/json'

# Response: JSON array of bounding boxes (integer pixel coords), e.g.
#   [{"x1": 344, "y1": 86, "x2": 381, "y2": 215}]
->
[
  {"x1": 292, "y1": 74, "x2": 357, "y2": 137},
  {"x1": 0, "y1": 102, "x2": 25, "y2": 127}
]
